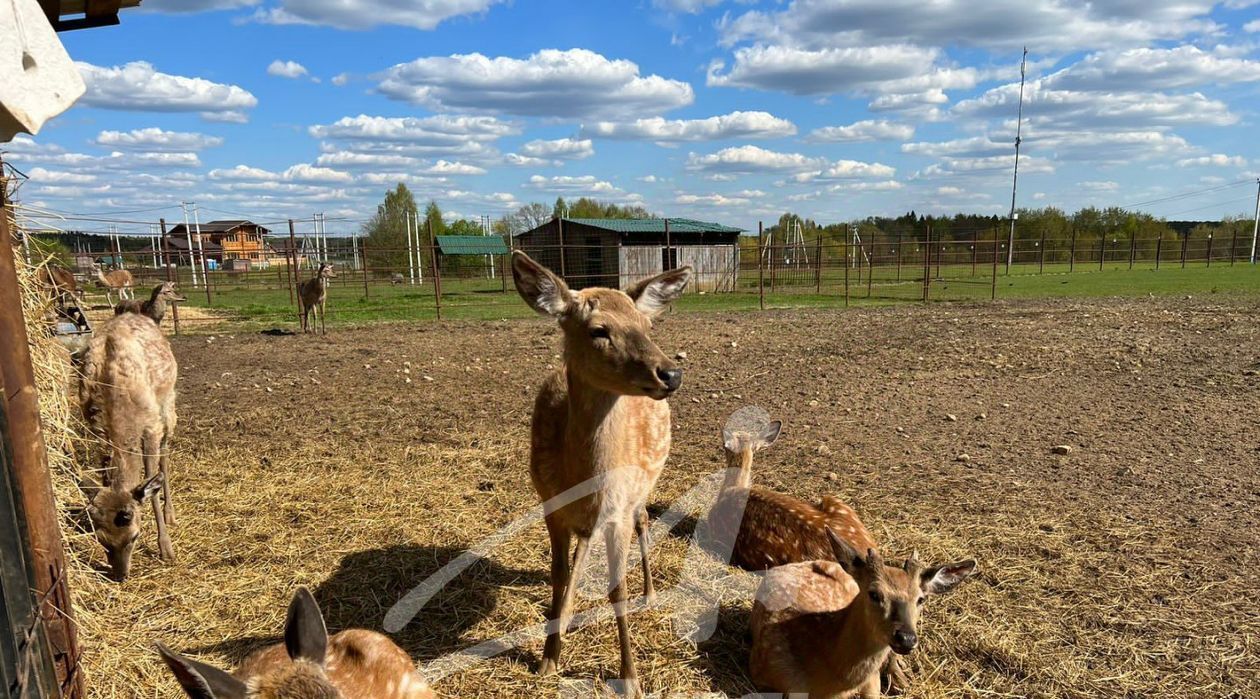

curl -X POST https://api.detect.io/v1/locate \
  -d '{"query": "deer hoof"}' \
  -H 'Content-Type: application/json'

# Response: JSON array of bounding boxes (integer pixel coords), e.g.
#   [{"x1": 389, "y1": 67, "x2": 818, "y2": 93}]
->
[{"x1": 538, "y1": 658, "x2": 559, "y2": 676}]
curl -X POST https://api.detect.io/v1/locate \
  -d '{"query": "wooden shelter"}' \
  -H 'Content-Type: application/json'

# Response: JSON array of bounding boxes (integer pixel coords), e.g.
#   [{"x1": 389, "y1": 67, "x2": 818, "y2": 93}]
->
[
  {"x1": 167, "y1": 220, "x2": 271, "y2": 265},
  {"x1": 38, "y1": 0, "x2": 142, "y2": 31},
  {"x1": 514, "y1": 217, "x2": 742, "y2": 292}
]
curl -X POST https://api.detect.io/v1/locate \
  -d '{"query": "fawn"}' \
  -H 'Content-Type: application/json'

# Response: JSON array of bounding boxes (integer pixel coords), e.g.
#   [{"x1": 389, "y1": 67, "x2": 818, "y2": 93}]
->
[
  {"x1": 298, "y1": 262, "x2": 336, "y2": 334},
  {"x1": 79, "y1": 312, "x2": 178, "y2": 580},
  {"x1": 512, "y1": 251, "x2": 691, "y2": 696},
  {"x1": 157, "y1": 587, "x2": 434, "y2": 698},
  {"x1": 750, "y1": 529, "x2": 976, "y2": 698},
  {"x1": 115, "y1": 281, "x2": 186, "y2": 325}
]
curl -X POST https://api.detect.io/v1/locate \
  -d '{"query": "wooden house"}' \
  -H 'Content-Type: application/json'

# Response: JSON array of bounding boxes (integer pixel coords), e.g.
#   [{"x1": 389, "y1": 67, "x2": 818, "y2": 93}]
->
[
  {"x1": 513, "y1": 217, "x2": 742, "y2": 292},
  {"x1": 167, "y1": 220, "x2": 271, "y2": 266}
]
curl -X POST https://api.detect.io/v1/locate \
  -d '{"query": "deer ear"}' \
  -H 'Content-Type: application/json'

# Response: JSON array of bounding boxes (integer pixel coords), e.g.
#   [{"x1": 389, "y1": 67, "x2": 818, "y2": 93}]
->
[
  {"x1": 512, "y1": 252, "x2": 573, "y2": 317},
  {"x1": 625, "y1": 266, "x2": 692, "y2": 317},
  {"x1": 826, "y1": 528, "x2": 864, "y2": 573},
  {"x1": 80, "y1": 474, "x2": 103, "y2": 500},
  {"x1": 285, "y1": 587, "x2": 329, "y2": 666},
  {"x1": 922, "y1": 560, "x2": 977, "y2": 596},
  {"x1": 756, "y1": 421, "x2": 782, "y2": 450},
  {"x1": 721, "y1": 426, "x2": 740, "y2": 452},
  {"x1": 155, "y1": 642, "x2": 247, "y2": 699},
  {"x1": 132, "y1": 472, "x2": 163, "y2": 503}
]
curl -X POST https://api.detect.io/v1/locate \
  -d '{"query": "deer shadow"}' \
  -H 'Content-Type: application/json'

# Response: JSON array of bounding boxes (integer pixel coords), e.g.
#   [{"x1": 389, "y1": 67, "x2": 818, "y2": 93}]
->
[
  {"x1": 691, "y1": 603, "x2": 758, "y2": 698},
  {"x1": 184, "y1": 544, "x2": 548, "y2": 666}
]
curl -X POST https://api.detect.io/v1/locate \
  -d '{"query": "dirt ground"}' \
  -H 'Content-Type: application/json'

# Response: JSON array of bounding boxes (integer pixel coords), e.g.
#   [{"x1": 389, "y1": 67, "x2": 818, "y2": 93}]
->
[{"x1": 65, "y1": 295, "x2": 1260, "y2": 697}]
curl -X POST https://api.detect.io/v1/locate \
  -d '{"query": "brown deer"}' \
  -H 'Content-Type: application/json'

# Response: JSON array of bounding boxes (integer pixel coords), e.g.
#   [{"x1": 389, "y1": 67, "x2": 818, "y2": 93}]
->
[
  {"x1": 37, "y1": 263, "x2": 79, "y2": 307},
  {"x1": 750, "y1": 530, "x2": 976, "y2": 698},
  {"x1": 157, "y1": 587, "x2": 434, "y2": 699},
  {"x1": 93, "y1": 262, "x2": 134, "y2": 305},
  {"x1": 512, "y1": 251, "x2": 691, "y2": 695},
  {"x1": 115, "y1": 281, "x2": 186, "y2": 325},
  {"x1": 298, "y1": 262, "x2": 336, "y2": 334},
  {"x1": 78, "y1": 312, "x2": 177, "y2": 580}
]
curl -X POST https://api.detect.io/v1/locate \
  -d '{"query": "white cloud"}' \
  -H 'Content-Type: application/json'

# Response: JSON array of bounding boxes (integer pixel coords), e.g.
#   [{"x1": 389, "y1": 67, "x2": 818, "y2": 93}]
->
[
  {"x1": 652, "y1": 0, "x2": 722, "y2": 13},
  {"x1": 1176, "y1": 154, "x2": 1247, "y2": 168},
  {"x1": 422, "y1": 160, "x2": 487, "y2": 175},
  {"x1": 141, "y1": 0, "x2": 260, "y2": 12},
  {"x1": 675, "y1": 193, "x2": 752, "y2": 206},
  {"x1": 209, "y1": 164, "x2": 280, "y2": 181},
  {"x1": 28, "y1": 168, "x2": 98, "y2": 185},
  {"x1": 902, "y1": 136, "x2": 1009, "y2": 158},
  {"x1": 718, "y1": 0, "x2": 1221, "y2": 52},
  {"x1": 209, "y1": 163, "x2": 352, "y2": 183},
  {"x1": 809, "y1": 119, "x2": 914, "y2": 143},
  {"x1": 637, "y1": 175, "x2": 659, "y2": 183},
  {"x1": 1079, "y1": 180, "x2": 1119, "y2": 191},
  {"x1": 1246, "y1": 19, "x2": 1260, "y2": 32},
  {"x1": 203, "y1": 110, "x2": 250, "y2": 124},
  {"x1": 314, "y1": 151, "x2": 420, "y2": 169},
  {"x1": 504, "y1": 153, "x2": 552, "y2": 167},
  {"x1": 267, "y1": 59, "x2": 309, "y2": 79},
  {"x1": 707, "y1": 44, "x2": 941, "y2": 96},
  {"x1": 310, "y1": 114, "x2": 516, "y2": 144},
  {"x1": 792, "y1": 160, "x2": 897, "y2": 183},
  {"x1": 282, "y1": 163, "x2": 353, "y2": 183},
  {"x1": 686, "y1": 145, "x2": 826, "y2": 173},
  {"x1": 954, "y1": 82, "x2": 1236, "y2": 130},
  {"x1": 1046, "y1": 46, "x2": 1260, "y2": 92},
  {"x1": 915, "y1": 154, "x2": 1055, "y2": 178},
  {"x1": 76, "y1": 61, "x2": 258, "y2": 121},
  {"x1": 522, "y1": 175, "x2": 641, "y2": 205},
  {"x1": 95, "y1": 127, "x2": 224, "y2": 151},
  {"x1": 249, "y1": 0, "x2": 503, "y2": 30},
  {"x1": 378, "y1": 49, "x2": 693, "y2": 118},
  {"x1": 583, "y1": 111, "x2": 796, "y2": 142},
  {"x1": 521, "y1": 137, "x2": 594, "y2": 160},
  {"x1": 331, "y1": 72, "x2": 350, "y2": 86}
]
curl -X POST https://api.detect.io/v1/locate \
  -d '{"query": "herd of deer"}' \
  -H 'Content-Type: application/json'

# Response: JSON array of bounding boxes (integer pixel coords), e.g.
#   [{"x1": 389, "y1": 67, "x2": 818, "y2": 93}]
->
[{"x1": 55, "y1": 252, "x2": 976, "y2": 698}]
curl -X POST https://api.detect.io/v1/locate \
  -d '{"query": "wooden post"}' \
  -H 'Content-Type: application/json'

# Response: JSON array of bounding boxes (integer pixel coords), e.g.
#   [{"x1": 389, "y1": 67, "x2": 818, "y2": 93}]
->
[
  {"x1": 664, "y1": 219, "x2": 672, "y2": 271},
  {"x1": 922, "y1": 228, "x2": 931, "y2": 302},
  {"x1": 1206, "y1": 234, "x2": 1213, "y2": 268},
  {"x1": 843, "y1": 234, "x2": 850, "y2": 307},
  {"x1": 1039, "y1": 229, "x2": 1047, "y2": 274},
  {"x1": 1155, "y1": 233, "x2": 1163, "y2": 270},
  {"x1": 360, "y1": 241, "x2": 370, "y2": 298},
  {"x1": 1069, "y1": 226, "x2": 1077, "y2": 272},
  {"x1": 814, "y1": 234, "x2": 823, "y2": 294},
  {"x1": 0, "y1": 189, "x2": 85, "y2": 698},
  {"x1": 160, "y1": 219, "x2": 180, "y2": 335},
  {"x1": 1128, "y1": 227, "x2": 1136, "y2": 270},
  {"x1": 289, "y1": 220, "x2": 302, "y2": 328},
  {"x1": 430, "y1": 219, "x2": 442, "y2": 320},
  {"x1": 896, "y1": 231, "x2": 903, "y2": 281},
  {"x1": 556, "y1": 216, "x2": 566, "y2": 279},
  {"x1": 866, "y1": 243, "x2": 874, "y2": 299},
  {"x1": 991, "y1": 230, "x2": 999, "y2": 300},
  {"x1": 757, "y1": 222, "x2": 765, "y2": 311},
  {"x1": 1181, "y1": 231, "x2": 1188, "y2": 269},
  {"x1": 971, "y1": 230, "x2": 978, "y2": 277},
  {"x1": 1099, "y1": 234, "x2": 1106, "y2": 271},
  {"x1": 1230, "y1": 226, "x2": 1238, "y2": 265}
]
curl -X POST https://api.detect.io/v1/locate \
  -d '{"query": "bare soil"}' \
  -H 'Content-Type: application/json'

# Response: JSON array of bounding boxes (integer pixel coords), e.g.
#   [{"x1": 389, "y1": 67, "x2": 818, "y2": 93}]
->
[{"x1": 68, "y1": 295, "x2": 1260, "y2": 697}]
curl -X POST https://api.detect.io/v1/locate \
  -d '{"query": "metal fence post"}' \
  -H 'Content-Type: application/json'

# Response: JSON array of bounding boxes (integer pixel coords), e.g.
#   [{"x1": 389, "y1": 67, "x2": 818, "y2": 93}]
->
[
  {"x1": 1230, "y1": 226, "x2": 1238, "y2": 265},
  {"x1": 1206, "y1": 234, "x2": 1213, "y2": 268},
  {"x1": 896, "y1": 231, "x2": 903, "y2": 281},
  {"x1": 289, "y1": 220, "x2": 302, "y2": 328},
  {"x1": 1181, "y1": 231, "x2": 1188, "y2": 269},
  {"x1": 360, "y1": 241, "x2": 370, "y2": 298},
  {"x1": 160, "y1": 219, "x2": 180, "y2": 335},
  {"x1": 866, "y1": 243, "x2": 874, "y2": 299},
  {"x1": 430, "y1": 220, "x2": 442, "y2": 320},
  {"x1": 1128, "y1": 228, "x2": 1136, "y2": 270},
  {"x1": 1069, "y1": 226, "x2": 1077, "y2": 272},
  {"x1": 843, "y1": 234, "x2": 850, "y2": 307},
  {"x1": 922, "y1": 228, "x2": 931, "y2": 302},
  {"x1": 757, "y1": 222, "x2": 765, "y2": 311},
  {"x1": 991, "y1": 230, "x2": 999, "y2": 300},
  {"x1": 1039, "y1": 229, "x2": 1046, "y2": 274},
  {"x1": 971, "y1": 230, "x2": 978, "y2": 277},
  {"x1": 1099, "y1": 234, "x2": 1106, "y2": 271},
  {"x1": 1155, "y1": 233, "x2": 1163, "y2": 270},
  {"x1": 814, "y1": 234, "x2": 823, "y2": 294}
]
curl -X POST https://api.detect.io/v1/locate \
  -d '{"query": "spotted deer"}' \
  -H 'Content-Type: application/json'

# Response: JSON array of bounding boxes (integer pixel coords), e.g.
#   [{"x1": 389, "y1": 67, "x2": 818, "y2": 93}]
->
[
  {"x1": 298, "y1": 262, "x2": 336, "y2": 334},
  {"x1": 115, "y1": 281, "x2": 186, "y2": 325},
  {"x1": 512, "y1": 251, "x2": 691, "y2": 695},
  {"x1": 93, "y1": 262, "x2": 134, "y2": 305},
  {"x1": 750, "y1": 530, "x2": 977, "y2": 698},
  {"x1": 157, "y1": 587, "x2": 434, "y2": 699},
  {"x1": 79, "y1": 312, "x2": 178, "y2": 580}
]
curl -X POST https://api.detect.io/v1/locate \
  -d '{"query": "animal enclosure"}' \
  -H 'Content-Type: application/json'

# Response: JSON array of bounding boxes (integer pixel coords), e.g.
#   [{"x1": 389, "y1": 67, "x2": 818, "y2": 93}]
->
[{"x1": 53, "y1": 295, "x2": 1260, "y2": 698}]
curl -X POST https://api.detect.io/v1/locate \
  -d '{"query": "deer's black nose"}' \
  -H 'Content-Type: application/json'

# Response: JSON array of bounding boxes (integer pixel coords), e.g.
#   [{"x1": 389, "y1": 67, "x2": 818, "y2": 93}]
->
[
  {"x1": 891, "y1": 630, "x2": 918, "y2": 654},
  {"x1": 657, "y1": 368, "x2": 682, "y2": 391}
]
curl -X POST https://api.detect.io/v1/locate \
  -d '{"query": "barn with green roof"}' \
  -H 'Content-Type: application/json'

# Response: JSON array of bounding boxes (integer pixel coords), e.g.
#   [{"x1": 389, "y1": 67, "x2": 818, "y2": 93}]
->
[{"x1": 514, "y1": 217, "x2": 743, "y2": 292}]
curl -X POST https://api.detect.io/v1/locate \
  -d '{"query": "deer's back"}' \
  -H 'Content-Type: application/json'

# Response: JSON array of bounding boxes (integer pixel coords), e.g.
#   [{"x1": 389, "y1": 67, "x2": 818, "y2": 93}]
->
[
  {"x1": 237, "y1": 629, "x2": 433, "y2": 699},
  {"x1": 729, "y1": 487, "x2": 878, "y2": 571}
]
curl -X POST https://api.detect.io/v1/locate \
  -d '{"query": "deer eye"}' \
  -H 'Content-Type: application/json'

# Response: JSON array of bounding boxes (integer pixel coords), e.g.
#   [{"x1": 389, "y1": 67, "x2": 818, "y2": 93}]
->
[
  {"x1": 589, "y1": 327, "x2": 610, "y2": 340},
  {"x1": 868, "y1": 589, "x2": 884, "y2": 605},
  {"x1": 917, "y1": 596, "x2": 926, "y2": 606}
]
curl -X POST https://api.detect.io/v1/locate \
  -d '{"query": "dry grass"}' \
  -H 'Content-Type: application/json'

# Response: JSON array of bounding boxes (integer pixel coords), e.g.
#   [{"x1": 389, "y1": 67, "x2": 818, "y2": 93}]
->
[{"x1": 14, "y1": 219, "x2": 1260, "y2": 698}]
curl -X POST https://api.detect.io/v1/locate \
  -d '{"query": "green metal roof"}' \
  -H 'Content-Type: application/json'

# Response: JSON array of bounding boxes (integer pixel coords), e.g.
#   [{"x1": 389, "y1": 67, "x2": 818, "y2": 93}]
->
[
  {"x1": 563, "y1": 217, "x2": 744, "y2": 235},
  {"x1": 435, "y1": 235, "x2": 511, "y2": 255}
]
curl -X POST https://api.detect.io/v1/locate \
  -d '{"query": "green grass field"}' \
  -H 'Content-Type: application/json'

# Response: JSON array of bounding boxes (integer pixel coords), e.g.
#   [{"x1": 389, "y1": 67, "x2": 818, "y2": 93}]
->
[{"x1": 159, "y1": 261, "x2": 1258, "y2": 331}]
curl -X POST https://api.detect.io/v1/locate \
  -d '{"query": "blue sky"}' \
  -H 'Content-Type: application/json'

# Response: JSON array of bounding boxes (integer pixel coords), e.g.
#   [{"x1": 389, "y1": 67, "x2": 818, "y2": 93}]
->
[{"x1": 6, "y1": 0, "x2": 1260, "y2": 235}]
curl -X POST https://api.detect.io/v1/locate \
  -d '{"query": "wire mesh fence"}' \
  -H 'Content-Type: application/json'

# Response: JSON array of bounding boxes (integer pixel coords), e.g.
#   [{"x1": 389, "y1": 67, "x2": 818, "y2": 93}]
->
[{"x1": 19, "y1": 222, "x2": 1259, "y2": 332}]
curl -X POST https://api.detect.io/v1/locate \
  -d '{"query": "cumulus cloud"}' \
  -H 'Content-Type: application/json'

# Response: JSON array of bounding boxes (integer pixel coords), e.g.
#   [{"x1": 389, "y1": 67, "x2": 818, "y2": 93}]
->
[
  {"x1": 310, "y1": 114, "x2": 516, "y2": 144},
  {"x1": 707, "y1": 44, "x2": 941, "y2": 95},
  {"x1": 953, "y1": 82, "x2": 1236, "y2": 130},
  {"x1": 675, "y1": 193, "x2": 753, "y2": 206},
  {"x1": 422, "y1": 160, "x2": 487, "y2": 175},
  {"x1": 504, "y1": 153, "x2": 552, "y2": 167},
  {"x1": 141, "y1": 0, "x2": 260, "y2": 12},
  {"x1": 1046, "y1": 46, "x2": 1260, "y2": 92},
  {"x1": 652, "y1": 0, "x2": 722, "y2": 12},
  {"x1": 686, "y1": 145, "x2": 826, "y2": 173},
  {"x1": 718, "y1": 0, "x2": 1220, "y2": 52},
  {"x1": 378, "y1": 49, "x2": 693, "y2": 118},
  {"x1": 331, "y1": 72, "x2": 350, "y2": 86},
  {"x1": 1079, "y1": 180, "x2": 1119, "y2": 191},
  {"x1": 267, "y1": 59, "x2": 309, "y2": 79},
  {"x1": 314, "y1": 151, "x2": 420, "y2": 169},
  {"x1": 915, "y1": 154, "x2": 1054, "y2": 178},
  {"x1": 809, "y1": 119, "x2": 914, "y2": 143},
  {"x1": 902, "y1": 136, "x2": 1009, "y2": 158},
  {"x1": 76, "y1": 61, "x2": 258, "y2": 121},
  {"x1": 95, "y1": 127, "x2": 223, "y2": 151},
  {"x1": 209, "y1": 163, "x2": 352, "y2": 183},
  {"x1": 28, "y1": 168, "x2": 98, "y2": 185},
  {"x1": 248, "y1": 0, "x2": 503, "y2": 30},
  {"x1": 521, "y1": 137, "x2": 595, "y2": 160},
  {"x1": 582, "y1": 111, "x2": 796, "y2": 142},
  {"x1": 1176, "y1": 154, "x2": 1247, "y2": 168},
  {"x1": 791, "y1": 160, "x2": 897, "y2": 183}
]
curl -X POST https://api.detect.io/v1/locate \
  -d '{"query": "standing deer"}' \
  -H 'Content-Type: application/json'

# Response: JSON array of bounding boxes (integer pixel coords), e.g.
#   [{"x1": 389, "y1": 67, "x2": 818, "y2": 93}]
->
[
  {"x1": 93, "y1": 262, "x2": 134, "y2": 305},
  {"x1": 512, "y1": 251, "x2": 691, "y2": 695},
  {"x1": 115, "y1": 281, "x2": 186, "y2": 325},
  {"x1": 157, "y1": 587, "x2": 433, "y2": 699},
  {"x1": 78, "y1": 312, "x2": 177, "y2": 580},
  {"x1": 750, "y1": 530, "x2": 976, "y2": 698},
  {"x1": 298, "y1": 262, "x2": 335, "y2": 334},
  {"x1": 37, "y1": 263, "x2": 79, "y2": 307}
]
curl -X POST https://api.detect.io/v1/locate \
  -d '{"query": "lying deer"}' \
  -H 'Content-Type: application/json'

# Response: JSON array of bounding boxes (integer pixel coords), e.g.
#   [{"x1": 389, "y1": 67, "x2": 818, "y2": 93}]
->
[
  {"x1": 93, "y1": 262, "x2": 134, "y2": 305},
  {"x1": 298, "y1": 262, "x2": 335, "y2": 334},
  {"x1": 38, "y1": 263, "x2": 79, "y2": 307},
  {"x1": 115, "y1": 281, "x2": 186, "y2": 326},
  {"x1": 79, "y1": 312, "x2": 178, "y2": 580},
  {"x1": 750, "y1": 529, "x2": 976, "y2": 698},
  {"x1": 512, "y1": 251, "x2": 691, "y2": 696},
  {"x1": 157, "y1": 587, "x2": 434, "y2": 698}
]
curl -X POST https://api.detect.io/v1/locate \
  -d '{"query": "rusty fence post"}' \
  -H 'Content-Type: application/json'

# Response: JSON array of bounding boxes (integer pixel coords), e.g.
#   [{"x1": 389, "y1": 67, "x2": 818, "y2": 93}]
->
[
  {"x1": 429, "y1": 221, "x2": 442, "y2": 320},
  {"x1": 991, "y1": 230, "x2": 1000, "y2": 300},
  {"x1": 971, "y1": 230, "x2": 979, "y2": 277},
  {"x1": 289, "y1": 220, "x2": 302, "y2": 328},
  {"x1": 1128, "y1": 228, "x2": 1136, "y2": 270},
  {"x1": 360, "y1": 241, "x2": 370, "y2": 299},
  {"x1": 1099, "y1": 234, "x2": 1106, "y2": 271},
  {"x1": 1155, "y1": 233, "x2": 1163, "y2": 270},
  {"x1": 1069, "y1": 227, "x2": 1077, "y2": 272},
  {"x1": 866, "y1": 243, "x2": 874, "y2": 299},
  {"x1": 160, "y1": 219, "x2": 180, "y2": 335},
  {"x1": 896, "y1": 231, "x2": 903, "y2": 281},
  {"x1": 1230, "y1": 226, "x2": 1238, "y2": 265},
  {"x1": 814, "y1": 234, "x2": 823, "y2": 294},
  {"x1": 0, "y1": 187, "x2": 85, "y2": 698},
  {"x1": 1206, "y1": 234, "x2": 1214, "y2": 268},
  {"x1": 1039, "y1": 229, "x2": 1047, "y2": 274},
  {"x1": 1181, "y1": 231, "x2": 1188, "y2": 269},
  {"x1": 922, "y1": 229, "x2": 931, "y2": 303}
]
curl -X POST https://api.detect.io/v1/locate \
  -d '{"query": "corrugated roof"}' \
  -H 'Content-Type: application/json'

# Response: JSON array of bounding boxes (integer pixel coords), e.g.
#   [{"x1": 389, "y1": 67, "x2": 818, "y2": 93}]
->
[
  {"x1": 563, "y1": 217, "x2": 743, "y2": 234},
  {"x1": 436, "y1": 235, "x2": 511, "y2": 255}
]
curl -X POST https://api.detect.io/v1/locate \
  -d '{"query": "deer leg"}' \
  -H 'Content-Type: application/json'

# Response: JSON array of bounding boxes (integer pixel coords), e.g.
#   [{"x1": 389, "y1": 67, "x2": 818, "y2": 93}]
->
[
  {"x1": 320, "y1": 299, "x2": 326, "y2": 335},
  {"x1": 542, "y1": 530, "x2": 591, "y2": 676},
  {"x1": 144, "y1": 428, "x2": 175, "y2": 563},
  {"x1": 634, "y1": 506, "x2": 656, "y2": 604},
  {"x1": 605, "y1": 521, "x2": 640, "y2": 696},
  {"x1": 159, "y1": 431, "x2": 175, "y2": 526},
  {"x1": 540, "y1": 524, "x2": 571, "y2": 676},
  {"x1": 882, "y1": 655, "x2": 909, "y2": 695},
  {"x1": 105, "y1": 289, "x2": 114, "y2": 306}
]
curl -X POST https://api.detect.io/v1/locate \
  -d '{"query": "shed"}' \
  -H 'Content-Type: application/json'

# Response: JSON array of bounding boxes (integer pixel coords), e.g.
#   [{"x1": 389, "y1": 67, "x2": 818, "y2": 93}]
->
[
  {"x1": 514, "y1": 217, "x2": 742, "y2": 291},
  {"x1": 435, "y1": 235, "x2": 510, "y2": 279}
]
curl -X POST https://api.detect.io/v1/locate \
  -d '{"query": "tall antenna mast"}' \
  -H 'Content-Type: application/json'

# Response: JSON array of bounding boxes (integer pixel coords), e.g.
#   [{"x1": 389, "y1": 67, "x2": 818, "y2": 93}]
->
[{"x1": 1006, "y1": 46, "x2": 1028, "y2": 274}]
